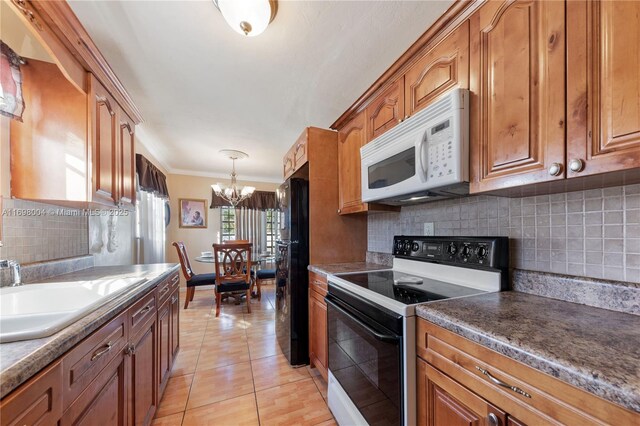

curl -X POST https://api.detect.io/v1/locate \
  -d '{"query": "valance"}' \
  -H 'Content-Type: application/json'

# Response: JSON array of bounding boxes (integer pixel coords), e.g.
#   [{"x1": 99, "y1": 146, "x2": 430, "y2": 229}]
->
[
  {"x1": 210, "y1": 190, "x2": 276, "y2": 210},
  {"x1": 136, "y1": 154, "x2": 169, "y2": 198}
]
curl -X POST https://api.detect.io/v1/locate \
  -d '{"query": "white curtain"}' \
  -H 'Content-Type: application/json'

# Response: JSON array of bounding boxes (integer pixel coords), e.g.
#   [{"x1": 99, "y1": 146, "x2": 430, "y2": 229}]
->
[
  {"x1": 234, "y1": 208, "x2": 265, "y2": 254},
  {"x1": 136, "y1": 190, "x2": 166, "y2": 264}
]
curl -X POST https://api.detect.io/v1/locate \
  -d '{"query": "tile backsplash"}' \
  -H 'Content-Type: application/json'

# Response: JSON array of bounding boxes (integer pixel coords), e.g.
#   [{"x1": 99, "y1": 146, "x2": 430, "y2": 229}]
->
[
  {"x1": 368, "y1": 184, "x2": 640, "y2": 283},
  {"x1": 1, "y1": 198, "x2": 89, "y2": 264}
]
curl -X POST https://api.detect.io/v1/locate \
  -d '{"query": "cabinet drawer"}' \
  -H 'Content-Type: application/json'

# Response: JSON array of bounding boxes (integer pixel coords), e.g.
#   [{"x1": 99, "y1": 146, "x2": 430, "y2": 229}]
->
[
  {"x1": 129, "y1": 289, "x2": 157, "y2": 336},
  {"x1": 62, "y1": 310, "x2": 127, "y2": 409},
  {"x1": 417, "y1": 319, "x2": 638, "y2": 425},
  {"x1": 0, "y1": 360, "x2": 63, "y2": 426},
  {"x1": 157, "y1": 273, "x2": 178, "y2": 306},
  {"x1": 308, "y1": 271, "x2": 327, "y2": 297}
]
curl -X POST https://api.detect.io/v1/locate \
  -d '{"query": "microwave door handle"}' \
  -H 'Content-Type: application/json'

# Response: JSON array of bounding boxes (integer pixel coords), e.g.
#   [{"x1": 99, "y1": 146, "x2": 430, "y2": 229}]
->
[
  {"x1": 326, "y1": 297, "x2": 400, "y2": 343},
  {"x1": 418, "y1": 131, "x2": 428, "y2": 181}
]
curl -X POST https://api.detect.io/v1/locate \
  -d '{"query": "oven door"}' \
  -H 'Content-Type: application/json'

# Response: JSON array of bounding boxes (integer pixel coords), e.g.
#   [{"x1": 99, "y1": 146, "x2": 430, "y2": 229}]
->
[{"x1": 326, "y1": 291, "x2": 403, "y2": 426}]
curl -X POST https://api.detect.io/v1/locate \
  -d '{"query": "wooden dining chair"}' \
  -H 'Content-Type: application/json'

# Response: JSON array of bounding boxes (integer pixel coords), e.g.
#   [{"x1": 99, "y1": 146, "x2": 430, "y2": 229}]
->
[
  {"x1": 255, "y1": 268, "x2": 276, "y2": 301},
  {"x1": 172, "y1": 242, "x2": 217, "y2": 309},
  {"x1": 212, "y1": 242, "x2": 253, "y2": 317}
]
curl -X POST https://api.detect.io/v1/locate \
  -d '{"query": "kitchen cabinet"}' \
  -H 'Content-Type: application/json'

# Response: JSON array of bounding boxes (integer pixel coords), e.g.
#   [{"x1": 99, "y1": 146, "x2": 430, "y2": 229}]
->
[
  {"x1": 308, "y1": 272, "x2": 328, "y2": 380},
  {"x1": 416, "y1": 318, "x2": 638, "y2": 425},
  {"x1": 469, "y1": 0, "x2": 566, "y2": 193},
  {"x1": 283, "y1": 131, "x2": 308, "y2": 180},
  {"x1": 119, "y1": 112, "x2": 136, "y2": 208},
  {"x1": 366, "y1": 78, "x2": 405, "y2": 141},
  {"x1": 566, "y1": 0, "x2": 640, "y2": 178},
  {"x1": 158, "y1": 282, "x2": 180, "y2": 395},
  {"x1": 337, "y1": 112, "x2": 400, "y2": 214},
  {"x1": 338, "y1": 111, "x2": 367, "y2": 214},
  {"x1": 404, "y1": 21, "x2": 469, "y2": 118},
  {"x1": 0, "y1": 360, "x2": 63, "y2": 426},
  {"x1": 5, "y1": 0, "x2": 141, "y2": 208},
  {"x1": 0, "y1": 271, "x2": 180, "y2": 426}
]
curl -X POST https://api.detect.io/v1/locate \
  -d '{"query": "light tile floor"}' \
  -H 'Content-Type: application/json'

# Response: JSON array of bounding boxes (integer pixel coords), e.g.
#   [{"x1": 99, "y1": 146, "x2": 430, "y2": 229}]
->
[{"x1": 153, "y1": 285, "x2": 335, "y2": 426}]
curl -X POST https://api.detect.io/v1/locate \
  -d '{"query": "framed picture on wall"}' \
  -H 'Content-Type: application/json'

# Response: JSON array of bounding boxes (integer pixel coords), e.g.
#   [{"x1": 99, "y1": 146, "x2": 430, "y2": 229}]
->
[{"x1": 179, "y1": 198, "x2": 208, "y2": 228}]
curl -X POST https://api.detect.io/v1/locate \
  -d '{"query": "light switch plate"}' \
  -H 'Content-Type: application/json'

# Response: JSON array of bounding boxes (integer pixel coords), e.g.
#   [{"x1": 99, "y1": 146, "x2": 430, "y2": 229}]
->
[{"x1": 423, "y1": 222, "x2": 434, "y2": 236}]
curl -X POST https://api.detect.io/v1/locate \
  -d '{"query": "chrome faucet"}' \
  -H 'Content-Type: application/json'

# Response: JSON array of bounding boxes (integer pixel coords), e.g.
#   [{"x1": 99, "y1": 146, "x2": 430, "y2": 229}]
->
[{"x1": 0, "y1": 260, "x2": 22, "y2": 286}]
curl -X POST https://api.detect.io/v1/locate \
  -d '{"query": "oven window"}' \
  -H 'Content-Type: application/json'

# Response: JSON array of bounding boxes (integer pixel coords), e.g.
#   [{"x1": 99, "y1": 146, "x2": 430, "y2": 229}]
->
[
  {"x1": 328, "y1": 301, "x2": 402, "y2": 425},
  {"x1": 368, "y1": 147, "x2": 415, "y2": 189}
]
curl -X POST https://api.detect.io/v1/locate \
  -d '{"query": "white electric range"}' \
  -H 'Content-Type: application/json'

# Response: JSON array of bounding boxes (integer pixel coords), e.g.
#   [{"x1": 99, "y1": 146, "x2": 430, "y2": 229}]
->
[{"x1": 325, "y1": 236, "x2": 509, "y2": 426}]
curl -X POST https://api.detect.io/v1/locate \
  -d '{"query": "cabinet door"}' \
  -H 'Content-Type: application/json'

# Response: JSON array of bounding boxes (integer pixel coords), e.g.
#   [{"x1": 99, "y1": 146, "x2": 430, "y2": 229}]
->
[
  {"x1": 118, "y1": 110, "x2": 136, "y2": 208},
  {"x1": 283, "y1": 149, "x2": 295, "y2": 180},
  {"x1": 293, "y1": 132, "x2": 308, "y2": 170},
  {"x1": 60, "y1": 351, "x2": 127, "y2": 426},
  {"x1": 566, "y1": 0, "x2": 640, "y2": 177},
  {"x1": 170, "y1": 290, "x2": 180, "y2": 360},
  {"x1": 366, "y1": 78, "x2": 405, "y2": 141},
  {"x1": 89, "y1": 74, "x2": 118, "y2": 206},
  {"x1": 157, "y1": 299, "x2": 171, "y2": 395},
  {"x1": 129, "y1": 319, "x2": 158, "y2": 426},
  {"x1": 418, "y1": 359, "x2": 506, "y2": 426},
  {"x1": 469, "y1": 0, "x2": 566, "y2": 193},
  {"x1": 337, "y1": 111, "x2": 367, "y2": 214},
  {"x1": 308, "y1": 288, "x2": 328, "y2": 380},
  {"x1": 0, "y1": 361, "x2": 62, "y2": 426},
  {"x1": 405, "y1": 21, "x2": 469, "y2": 117}
]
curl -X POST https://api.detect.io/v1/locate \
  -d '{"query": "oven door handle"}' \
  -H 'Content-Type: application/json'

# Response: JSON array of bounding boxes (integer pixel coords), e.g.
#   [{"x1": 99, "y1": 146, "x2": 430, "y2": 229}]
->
[{"x1": 326, "y1": 297, "x2": 401, "y2": 344}]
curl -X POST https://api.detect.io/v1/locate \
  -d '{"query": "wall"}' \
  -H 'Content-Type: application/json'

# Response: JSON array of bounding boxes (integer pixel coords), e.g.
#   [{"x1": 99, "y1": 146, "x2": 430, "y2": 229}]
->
[
  {"x1": 165, "y1": 173, "x2": 278, "y2": 277},
  {"x1": 368, "y1": 183, "x2": 640, "y2": 283}
]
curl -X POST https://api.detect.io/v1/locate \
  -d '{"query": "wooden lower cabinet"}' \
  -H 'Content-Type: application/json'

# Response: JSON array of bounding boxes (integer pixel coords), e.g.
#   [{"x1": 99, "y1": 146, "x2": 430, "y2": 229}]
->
[
  {"x1": 0, "y1": 360, "x2": 63, "y2": 426},
  {"x1": 0, "y1": 271, "x2": 180, "y2": 426},
  {"x1": 417, "y1": 319, "x2": 639, "y2": 425},
  {"x1": 308, "y1": 272, "x2": 328, "y2": 380},
  {"x1": 61, "y1": 350, "x2": 128, "y2": 426},
  {"x1": 128, "y1": 318, "x2": 158, "y2": 426}
]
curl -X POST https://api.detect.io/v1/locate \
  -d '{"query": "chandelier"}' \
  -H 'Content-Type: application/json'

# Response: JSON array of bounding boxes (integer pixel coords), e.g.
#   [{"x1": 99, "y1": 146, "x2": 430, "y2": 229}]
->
[{"x1": 212, "y1": 150, "x2": 255, "y2": 207}]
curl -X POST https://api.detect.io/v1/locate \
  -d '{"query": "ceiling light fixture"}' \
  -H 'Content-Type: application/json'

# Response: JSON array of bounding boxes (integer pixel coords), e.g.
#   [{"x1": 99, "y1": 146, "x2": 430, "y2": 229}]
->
[
  {"x1": 212, "y1": 150, "x2": 255, "y2": 207},
  {"x1": 213, "y1": 0, "x2": 277, "y2": 37}
]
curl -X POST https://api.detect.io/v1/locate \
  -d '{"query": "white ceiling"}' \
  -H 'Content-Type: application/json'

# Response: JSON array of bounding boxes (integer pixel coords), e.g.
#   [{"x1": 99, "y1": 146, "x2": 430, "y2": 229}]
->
[{"x1": 69, "y1": 0, "x2": 454, "y2": 183}]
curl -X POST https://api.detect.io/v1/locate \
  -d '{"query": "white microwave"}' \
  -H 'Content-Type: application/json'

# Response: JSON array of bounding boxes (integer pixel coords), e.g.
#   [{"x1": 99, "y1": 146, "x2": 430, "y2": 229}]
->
[{"x1": 361, "y1": 89, "x2": 469, "y2": 205}]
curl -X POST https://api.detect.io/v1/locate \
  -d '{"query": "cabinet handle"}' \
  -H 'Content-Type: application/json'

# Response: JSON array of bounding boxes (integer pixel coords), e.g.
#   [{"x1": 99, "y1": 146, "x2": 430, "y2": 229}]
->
[
  {"x1": 476, "y1": 366, "x2": 531, "y2": 398},
  {"x1": 138, "y1": 305, "x2": 152, "y2": 316},
  {"x1": 171, "y1": 275, "x2": 179, "y2": 284},
  {"x1": 569, "y1": 158, "x2": 584, "y2": 172},
  {"x1": 487, "y1": 413, "x2": 500, "y2": 426},
  {"x1": 125, "y1": 343, "x2": 135, "y2": 356},
  {"x1": 159, "y1": 286, "x2": 170, "y2": 295},
  {"x1": 171, "y1": 295, "x2": 178, "y2": 304},
  {"x1": 548, "y1": 162, "x2": 563, "y2": 176},
  {"x1": 91, "y1": 341, "x2": 114, "y2": 361}
]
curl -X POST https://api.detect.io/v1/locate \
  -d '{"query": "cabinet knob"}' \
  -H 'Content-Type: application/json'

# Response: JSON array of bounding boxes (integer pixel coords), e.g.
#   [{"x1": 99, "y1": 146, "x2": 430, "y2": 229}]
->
[
  {"x1": 548, "y1": 162, "x2": 563, "y2": 176},
  {"x1": 337, "y1": 209, "x2": 341, "y2": 214},
  {"x1": 397, "y1": 118, "x2": 402, "y2": 123},
  {"x1": 487, "y1": 413, "x2": 500, "y2": 426},
  {"x1": 404, "y1": 115, "x2": 409, "y2": 120},
  {"x1": 569, "y1": 158, "x2": 585, "y2": 172}
]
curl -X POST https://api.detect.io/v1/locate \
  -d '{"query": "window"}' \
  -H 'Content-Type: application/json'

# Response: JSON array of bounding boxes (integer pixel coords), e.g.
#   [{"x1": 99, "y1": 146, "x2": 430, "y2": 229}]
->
[
  {"x1": 220, "y1": 206, "x2": 236, "y2": 241},
  {"x1": 265, "y1": 209, "x2": 279, "y2": 255}
]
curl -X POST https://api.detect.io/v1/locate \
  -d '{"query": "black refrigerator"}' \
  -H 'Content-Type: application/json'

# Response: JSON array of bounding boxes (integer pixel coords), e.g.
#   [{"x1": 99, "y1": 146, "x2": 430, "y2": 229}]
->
[{"x1": 275, "y1": 173, "x2": 310, "y2": 366}]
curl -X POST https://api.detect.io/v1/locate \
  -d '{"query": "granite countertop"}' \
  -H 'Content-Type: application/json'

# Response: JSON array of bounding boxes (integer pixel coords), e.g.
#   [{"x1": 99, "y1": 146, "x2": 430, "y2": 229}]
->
[
  {"x1": 308, "y1": 262, "x2": 390, "y2": 278},
  {"x1": 416, "y1": 291, "x2": 640, "y2": 413},
  {"x1": 0, "y1": 263, "x2": 179, "y2": 399}
]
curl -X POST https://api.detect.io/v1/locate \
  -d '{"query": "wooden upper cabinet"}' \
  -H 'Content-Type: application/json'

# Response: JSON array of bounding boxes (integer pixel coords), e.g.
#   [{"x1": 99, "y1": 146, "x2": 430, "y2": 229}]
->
[
  {"x1": 405, "y1": 21, "x2": 470, "y2": 118},
  {"x1": 566, "y1": 0, "x2": 640, "y2": 178},
  {"x1": 118, "y1": 111, "x2": 136, "y2": 208},
  {"x1": 337, "y1": 111, "x2": 367, "y2": 214},
  {"x1": 469, "y1": 0, "x2": 566, "y2": 193},
  {"x1": 366, "y1": 78, "x2": 405, "y2": 141},
  {"x1": 89, "y1": 74, "x2": 118, "y2": 206}
]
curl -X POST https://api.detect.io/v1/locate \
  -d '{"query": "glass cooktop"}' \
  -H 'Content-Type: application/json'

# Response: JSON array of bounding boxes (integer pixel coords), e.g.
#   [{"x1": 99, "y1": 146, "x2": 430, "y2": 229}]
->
[{"x1": 336, "y1": 270, "x2": 486, "y2": 305}]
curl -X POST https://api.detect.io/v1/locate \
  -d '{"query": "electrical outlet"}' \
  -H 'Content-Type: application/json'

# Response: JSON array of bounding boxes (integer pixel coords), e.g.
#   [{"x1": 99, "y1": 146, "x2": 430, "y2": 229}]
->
[{"x1": 423, "y1": 222, "x2": 434, "y2": 236}]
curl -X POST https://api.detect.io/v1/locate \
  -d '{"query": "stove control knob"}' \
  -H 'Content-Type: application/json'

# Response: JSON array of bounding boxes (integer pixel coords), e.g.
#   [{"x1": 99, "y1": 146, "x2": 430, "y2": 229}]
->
[
  {"x1": 404, "y1": 242, "x2": 411, "y2": 251},
  {"x1": 412, "y1": 242, "x2": 420, "y2": 252},
  {"x1": 476, "y1": 245, "x2": 488, "y2": 259},
  {"x1": 395, "y1": 241, "x2": 403, "y2": 251},
  {"x1": 447, "y1": 243, "x2": 458, "y2": 256},
  {"x1": 461, "y1": 245, "x2": 471, "y2": 257}
]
